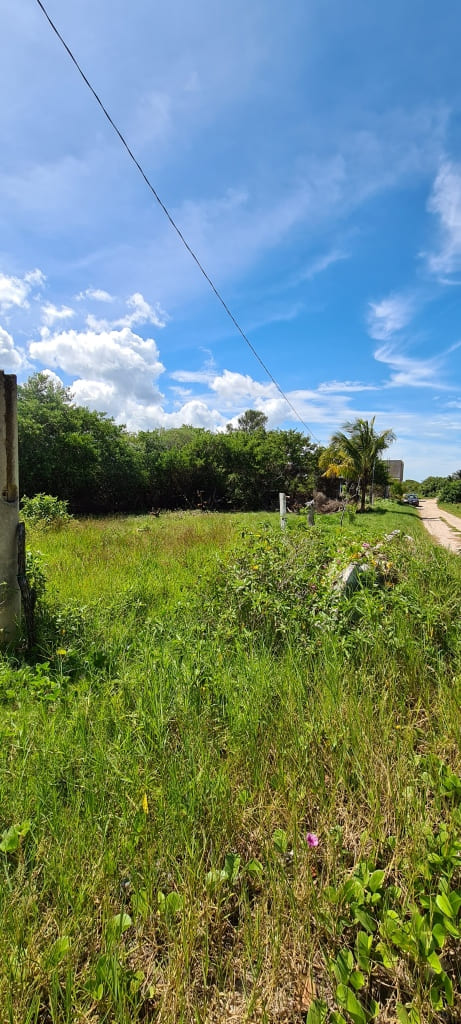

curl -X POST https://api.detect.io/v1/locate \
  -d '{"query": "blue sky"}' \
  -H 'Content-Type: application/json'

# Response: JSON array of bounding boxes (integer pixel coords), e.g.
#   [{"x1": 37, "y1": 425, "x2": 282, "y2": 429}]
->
[{"x1": 2, "y1": 0, "x2": 461, "y2": 478}]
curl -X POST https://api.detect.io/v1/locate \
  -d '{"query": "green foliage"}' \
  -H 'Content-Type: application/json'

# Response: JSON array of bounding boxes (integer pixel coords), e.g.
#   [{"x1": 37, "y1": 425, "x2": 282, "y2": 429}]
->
[
  {"x1": 25, "y1": 549, "x2": 47, "y2": 599},
  {"x1": 18, "y1": 376, "x2": 319, "y2": 512},
  {"x1": 0, "y1": 819, "x2": 31, "y2": 853},
  {"x1": 198, "y1": 520, "x2": 420, "y2": 656},
  {"x1": 21, "y1": 493, "x2": 72, "y2": 527},
  {"x1": 0, "y1": 507, "x2": 460, "y2": 1023},
  {"x1": 18, "y1": 373, "x2": 147, "y2": 513},
  {"x1": 420, "y1": 475, "x2": 449, "y2": 496},
  {"x1": 321, "y1": 778, "x2": 461, "y2": 1019},
  {"x1": 327, "y1": 417, "x2": 395, "y2": 512},
  {"x1": 233, "y1": 407, "x2": 268, "y2": 432},
  {"x1": 439, "y1": 478, "x2": 461, "y2": 503}
]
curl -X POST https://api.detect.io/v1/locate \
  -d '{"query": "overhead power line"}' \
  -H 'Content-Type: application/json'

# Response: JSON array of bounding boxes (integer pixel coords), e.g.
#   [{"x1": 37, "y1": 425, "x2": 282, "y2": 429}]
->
[{"x1": 34, "y1": 0, "x2": 323, "y2": 444}]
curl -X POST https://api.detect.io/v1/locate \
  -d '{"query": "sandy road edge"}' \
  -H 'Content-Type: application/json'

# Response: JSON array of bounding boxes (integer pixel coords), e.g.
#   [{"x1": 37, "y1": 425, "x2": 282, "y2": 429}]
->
[{"x1": 418, "y1": 498, "x2": 461, "y2": 554}]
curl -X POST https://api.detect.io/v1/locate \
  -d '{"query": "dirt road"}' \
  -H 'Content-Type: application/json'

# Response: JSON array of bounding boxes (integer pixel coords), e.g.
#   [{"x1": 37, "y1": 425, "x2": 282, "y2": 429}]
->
[{"x1": 418, "y1": 498, "x2": 461, "y2": 554}]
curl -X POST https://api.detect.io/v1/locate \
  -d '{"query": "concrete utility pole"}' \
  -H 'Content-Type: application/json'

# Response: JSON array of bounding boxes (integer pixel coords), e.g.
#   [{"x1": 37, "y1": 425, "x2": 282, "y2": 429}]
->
[
  {"x1": 0, "y1": 372, "x2": 21, "y2": 645},
  {"x1": 279, "y1": 492, "x2": 287, "y2": 530}
]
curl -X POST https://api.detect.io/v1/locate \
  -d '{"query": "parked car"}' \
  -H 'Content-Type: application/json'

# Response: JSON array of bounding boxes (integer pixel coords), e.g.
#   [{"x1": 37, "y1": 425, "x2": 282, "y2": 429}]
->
[{"x1": 405, "y1": 493, "x2": 419, "y2": 507}]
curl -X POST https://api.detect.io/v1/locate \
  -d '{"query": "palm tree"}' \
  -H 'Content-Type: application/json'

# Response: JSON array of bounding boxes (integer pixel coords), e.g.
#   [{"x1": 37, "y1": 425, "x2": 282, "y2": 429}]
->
[{"x1": 329, "y1": 417, "x2": 396, "y2": 512}]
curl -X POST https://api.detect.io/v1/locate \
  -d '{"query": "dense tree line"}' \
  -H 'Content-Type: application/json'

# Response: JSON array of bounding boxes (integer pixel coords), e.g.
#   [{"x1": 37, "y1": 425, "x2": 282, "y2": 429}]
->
[
  {"x1": 420, "y1": 471, "x2": 461, "y2": 502},
  {"x1": 18, "y1": 374, "x2": 320, "y2": 513}
]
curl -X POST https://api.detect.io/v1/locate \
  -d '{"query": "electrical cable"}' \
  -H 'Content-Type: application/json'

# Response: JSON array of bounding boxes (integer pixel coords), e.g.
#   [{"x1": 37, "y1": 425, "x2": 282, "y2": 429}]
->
[{"x1": 34, "y1": 0, "x2": 323, "y2": 443}]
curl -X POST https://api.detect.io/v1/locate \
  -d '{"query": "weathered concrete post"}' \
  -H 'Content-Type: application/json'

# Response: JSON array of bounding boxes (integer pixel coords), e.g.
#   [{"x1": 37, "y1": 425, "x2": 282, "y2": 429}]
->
[
  {"x1": 279, "y1": 492, "x2": 287, "y2": 530},
  {"x1": 0, "y1": 372, "x2": 21, "y2": 645}
]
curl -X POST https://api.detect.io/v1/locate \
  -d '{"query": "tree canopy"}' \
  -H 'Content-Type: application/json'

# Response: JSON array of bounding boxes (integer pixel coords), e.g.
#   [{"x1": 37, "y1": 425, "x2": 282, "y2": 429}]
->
[
  {"x1": 17, "y1": 375, "x2": 320, "y2": 514},
  {"x1": 320, "y1": 416, "x2": 396, "y2": 511}
]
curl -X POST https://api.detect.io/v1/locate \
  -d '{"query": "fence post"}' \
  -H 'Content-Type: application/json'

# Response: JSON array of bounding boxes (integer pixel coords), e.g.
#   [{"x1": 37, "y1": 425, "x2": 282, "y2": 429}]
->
[
  {"x1": 279, "y1": 492, "x2": 287, "y2": 530},
  {"x1": 0, "y1": 372, "x2": 21, "y2": 645}
]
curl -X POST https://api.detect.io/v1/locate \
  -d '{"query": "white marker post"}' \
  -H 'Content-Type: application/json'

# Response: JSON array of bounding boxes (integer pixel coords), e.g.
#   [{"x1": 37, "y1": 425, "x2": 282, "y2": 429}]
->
[
  {"x1": 0, "y1": 372, "x2": 21, "y2": 645},
  {"x1": 279, "y1": 491, "x2": 287, "y2": 530}
]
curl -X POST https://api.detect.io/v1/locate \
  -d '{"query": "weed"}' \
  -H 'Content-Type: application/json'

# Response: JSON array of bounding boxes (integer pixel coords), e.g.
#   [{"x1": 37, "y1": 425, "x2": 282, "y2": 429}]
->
[
  {"x1": 21, "y1": 493, "x2": 72, "y2": 527},
  {"x1": 0, "y1": 507, "x2": 460, "y2": 1022}
]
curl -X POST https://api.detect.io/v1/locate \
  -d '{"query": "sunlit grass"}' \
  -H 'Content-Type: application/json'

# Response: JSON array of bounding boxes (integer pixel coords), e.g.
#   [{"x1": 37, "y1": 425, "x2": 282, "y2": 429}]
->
[
  {"x1": 438, "y1": 501, "x2": 461, "y2": 521},
  {"x1": 0, "y1": 505, "x2": 459, "y2": 1022}
]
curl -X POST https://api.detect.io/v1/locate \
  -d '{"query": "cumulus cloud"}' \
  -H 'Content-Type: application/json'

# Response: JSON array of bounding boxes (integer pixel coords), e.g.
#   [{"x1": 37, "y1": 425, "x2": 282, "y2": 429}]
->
[
  {"x1": 24, "y1": 269, "x2": 46, "y2": 287},
  {"x1": 85, "y1": 313, "x2": 112, "y2": 331},
  {"x1": 30, "y1": 325, "x2": 164, "y2": 382},
  {"x1": 77, "y1": 292, "x2": 167, "y2": 333},
  {"x1": 41, "y1": 303, "x2": 75, "y2": 326},
  {"x1": 367, "y1": 293, "x2": 416, "y2": 340},
  {"x1": 426, "y1": 161, "x2": 461, "y2": 276},
  {"x1": 0, "y1": 325, "x2": 28, "y2": 370},
  {"x1": 76, "y1": 288, "x2": 114, "y2": 302},
  {"x1": 29, "y1": 324, "x2": 166, "y2": 427},
  {"x1": 24, "y1": 318, "x2": 335, "y2": 435},
  {"x1": 210, "y1": 369, "x2": 277, "y2": 407},
  {"x1": 116, "y1": 292, "x2": 168, "y2": 329},
  {"x1": 70, "y1": 378, "x2": 118, "y2": 408},
  {"x1": 0, "y1": 268, "x2": 45, "y2": 312},
  {"x1": 161, "y1": 399, "x2": 225, "y2": 429},
  {"x1": 40, "y1": 368, "x2": 64, "y2": 388}
]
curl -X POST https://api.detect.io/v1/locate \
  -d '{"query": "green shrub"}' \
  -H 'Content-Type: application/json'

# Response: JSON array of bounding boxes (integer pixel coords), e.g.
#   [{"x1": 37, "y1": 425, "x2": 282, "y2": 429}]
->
[
  {"x1": 420, "y1": 475, "x2": 447, "y2": 496},
  {"x1": 25, "y1": 550, "x2": 47, "y2": 600},
  {"x1": 21, "y1": 493, "x2": 72, "y2": 527},
  {"x1": 198, "y1": 524, "x2": 408, "y2": 653},
  {"x1": 439, "y1": 479, "x2": 461, "y2": 504}
]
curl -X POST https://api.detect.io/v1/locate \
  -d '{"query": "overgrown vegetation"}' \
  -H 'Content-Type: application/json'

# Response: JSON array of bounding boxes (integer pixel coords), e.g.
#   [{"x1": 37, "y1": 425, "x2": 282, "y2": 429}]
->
[
  {"x1": 21, "y1": 493, "x2": 72, "y2": 527},
  {"x1": 18, "y1": 374, "x2": 319, "y2": 513},
  {"x1": 420, "y1": 472, "x2": 461, "y2": 503},
  {"x1": 319, "y1": 416, "x2": 395, "y2": 513},
  {"x1": 0, "y1": 504, "x2": 460, "y2": 1023}
]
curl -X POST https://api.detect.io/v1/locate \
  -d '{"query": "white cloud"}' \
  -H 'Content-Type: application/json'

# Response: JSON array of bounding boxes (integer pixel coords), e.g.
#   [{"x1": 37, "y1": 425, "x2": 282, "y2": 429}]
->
[
  {"x1": 76, "y1": 288, "x2": 114, "y2": 303},
  {"x1": 30, "y1": 325, "x2": 164, "y2": 381},
  {"x1": 171, "y1": 385, "x2": 193, "y2": 398},
  {"x1": 85, "y1": 314, "x2": 112, "y2": 331},
  {"x1": 24, "y1": 269, "x2": 46, "y2": 287},
  {"x1": 161, "y1": 400, "x2": 225, "y2": 429},
  {"x1": 374, "y1": 343, "x2": 457, "y2": 388},
  {"x1": 426, "y1": 161, "x2": 461, "y2": 276},
  {"x1": 210, "y1": 369, "x2": 277, "y2": 408},
  {"x1": 40, "y1": 368, "x2": 64, "y2": 388},
  {"x1": 29, "y1": 324, "x2": 166, "y2": 427},
  {"x1": 0, "y1": 325, "x2": 28, "y2": 370},
  {"x1": 41, "y1": 303, "x2": 75, "y2": 326},
  {"x1": 72, "y1": 292, "x2": 168, "y2": 332},
  {"x1": 299, "y1": 249, "x2": 349, "y2": 281},
  {"x1": 367, "y1": 293, "x2": 416, "y2": 340},
  {"x1": 170, "y1": 368, "x2": 215, "y2": 384},
  {"x1": 317, "y1": 380, "x2": 378, "y2": 393},
  {"x1": 71, "y1": 378, "x2": 117, "y2": 408},
  {"x1": 115, "y1": 292, "x2": 168, "y2": 329},
  {"x1": 0, "y1": 268, "x2": 45, "y2": 312}
]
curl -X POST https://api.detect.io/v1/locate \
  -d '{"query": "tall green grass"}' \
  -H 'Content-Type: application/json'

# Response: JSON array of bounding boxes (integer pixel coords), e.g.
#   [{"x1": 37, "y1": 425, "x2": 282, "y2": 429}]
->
[
  {"x1": 0, "y1": 505, "x2": 460, "y2": 1023},
  {"x1": 438, "y1": 502, "x2": 461, "y2": 522}
]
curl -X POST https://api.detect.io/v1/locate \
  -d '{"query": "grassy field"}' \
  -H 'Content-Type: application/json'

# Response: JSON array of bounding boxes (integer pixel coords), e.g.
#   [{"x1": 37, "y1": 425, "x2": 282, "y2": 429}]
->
[
  {"x1": 0, "y1": 503, "x2": 460, "y2": 1024},
  {"x1": 438, "y1": 502, "x2": 461, "y2": 522}
]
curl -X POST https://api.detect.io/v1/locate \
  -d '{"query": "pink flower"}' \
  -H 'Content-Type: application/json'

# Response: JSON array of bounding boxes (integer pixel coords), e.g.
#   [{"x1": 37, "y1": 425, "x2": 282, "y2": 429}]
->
[{"x1": 306, "y1": 832, "x2": 319, "y2": 848}]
